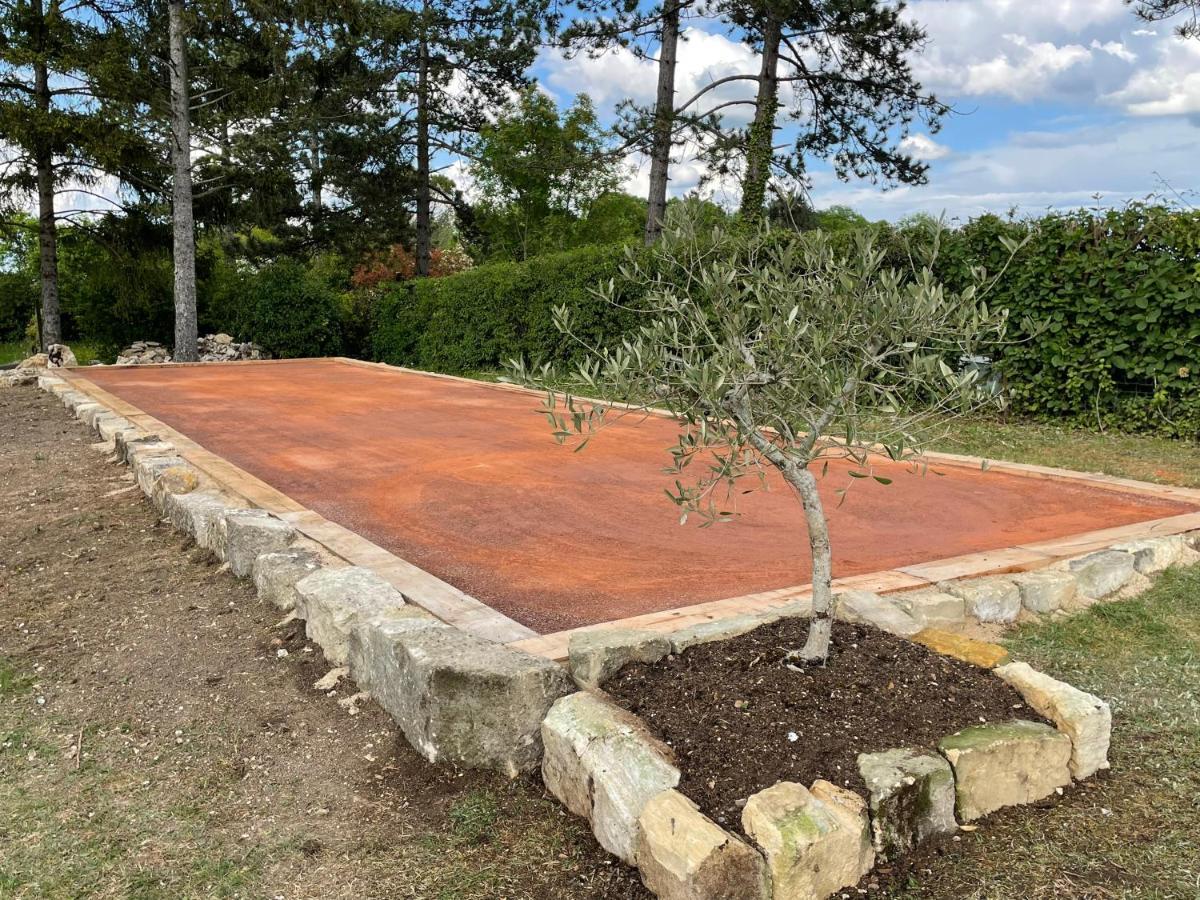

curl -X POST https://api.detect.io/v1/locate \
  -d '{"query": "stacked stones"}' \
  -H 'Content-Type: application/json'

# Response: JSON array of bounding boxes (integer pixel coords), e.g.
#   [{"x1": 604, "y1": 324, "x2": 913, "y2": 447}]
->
[
  {"x1": 25, "y1": 370, "x2": 572, "y2": 780},
  {"x1": 197, "y1": 333, "x2": 267, "y2": 362},
  {"x1": 549, "y1": 622, "x2": 1116, "y2": 900},
  {"x1": 115, "y1": 334, "x2": 268, "y2": 365}
]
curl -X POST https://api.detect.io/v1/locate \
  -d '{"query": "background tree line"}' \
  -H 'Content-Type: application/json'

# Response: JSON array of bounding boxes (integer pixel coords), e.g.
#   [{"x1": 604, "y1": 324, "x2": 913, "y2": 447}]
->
[{"x1": 1, "y1": 0, "x2": 944, "y2": 357}]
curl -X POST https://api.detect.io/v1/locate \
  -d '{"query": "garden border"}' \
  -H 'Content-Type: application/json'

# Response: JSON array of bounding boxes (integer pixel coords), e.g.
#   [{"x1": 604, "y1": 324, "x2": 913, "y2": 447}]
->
[{"x1": 44, "y1": 357, "x2": 1200, "y2": 660}]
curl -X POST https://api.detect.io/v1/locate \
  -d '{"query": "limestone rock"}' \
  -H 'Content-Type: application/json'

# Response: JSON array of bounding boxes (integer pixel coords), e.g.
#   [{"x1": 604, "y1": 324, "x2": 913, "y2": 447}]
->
[
  {"x1": 46, "y1": 343, "x2": 76, "y2": 367},
  {"x1": 119, "y1": 434, "x2": 173, "y2": 465},
  {"x1": 636, "y1": 789, "x2": 768, "y2": 900},
  {"x1": 162, "y1": 490, "x2": 230, "y2": 550},
  {"x1": 994, "y1": 662, "x2": 1111, "y2": 779},
  {"x1": 96, "y1": 413, "x2": 138, "y2": 445},
  {"x1": 219, "y1": 509, "x2": 296, "y2": 578},
  {"x1": 1010, "y1": 570, "x2": 1077, "y2": 614},
  {"x1": 938, "y1": 720, "x2": 1072, "y2": 821},
  {"x1": 893, "y1": 589, "x2": 966, "y2": 629},
  {"x1": 912, "y1": 629, "x2": 1009, "y2": 668},
  {"x1": 150, "y1": 464, "x2": 201, "y2": 510},
  {"x1": 18, "y1": 352, "x2": 49, "y2": 369},
  {"x1": 2, "y1": 370, "x2": 38, "y2": 387},
  {"x1": 940, "y1": 576, "x2": 1021, "y2": 624},
  {"x1": 351, "y1": 617, "x2": 574, "y2": 777},
  {"x1": 668, "y1": 601, "x2": 814, "y2": 654},
  {"x1": 742, "y1": 780, "x2": 874, "y2": 900},
  {"x1": 1111, "y1": 537, "x2": 1183, "y2": 575},
  {"x1": 835, "y1": 590, "x2": 921, "y2": 637},
  {"x1": 541, "y1": 690, "x2": 680, "y2": 864},
  {"x1": 1068, "y1": 550, "x2": 1135, "y2": 599},
  {"x1": 569, "y1": 629, "x2": 671, "y2": 687},
  {"x1": 294, "y1": 566, "x2": 409, "y2": 665},
  {"x1": 198, "y1": 333, "x2": 267, "y2": 362},
  {"x1": 857, "y1": 748, "x2": 956, "y2": 859},
  {"x1": 116, "y1": 341, "x2": 171, "y2": 365},
  {"x1": 253, "y1": 548, "x2": 324, "y2": 611},
  {"x1": 132, "y1": 453, "x2": 187, "y2": 496}
]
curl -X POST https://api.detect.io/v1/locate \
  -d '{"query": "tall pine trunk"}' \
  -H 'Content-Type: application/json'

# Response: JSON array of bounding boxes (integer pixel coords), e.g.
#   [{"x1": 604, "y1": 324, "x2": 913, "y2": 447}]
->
[
  {"x1": 32, "y1": 0, "x2": 60, "y2": 349},
  {"x1": 740, "y1": 14, "x2": 781, "y2": 221},
  {"x1": 414, "y1": 8, "x2": 432, "y2": 278},
  {"x1": 169, "y1": 0, "x2": 198, "y2": 362},
  {"x1": 309, "y1": 125, "x2": 323, "y2": 238},
  {"x1": 643, "y1": 0, "x2": 680, "y2": 246}
]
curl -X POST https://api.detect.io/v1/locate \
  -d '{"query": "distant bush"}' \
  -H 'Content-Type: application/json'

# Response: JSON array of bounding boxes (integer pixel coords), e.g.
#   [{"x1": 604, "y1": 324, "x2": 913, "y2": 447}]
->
[
  {"x1": 0, "y1": 271, "x2": 36, "y2": 342},
  {"x1": 222, "y1": 258, "x2": 343, "y2": 358},
  {"x1": 371, "y1": 243, "x2": 649, "y2": 373}
]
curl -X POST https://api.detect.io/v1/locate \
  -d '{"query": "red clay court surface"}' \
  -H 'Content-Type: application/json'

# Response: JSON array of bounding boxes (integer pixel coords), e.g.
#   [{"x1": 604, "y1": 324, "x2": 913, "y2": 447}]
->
[{"x1": 78, "y1": 359, "x2": 1197, "y2": 635}]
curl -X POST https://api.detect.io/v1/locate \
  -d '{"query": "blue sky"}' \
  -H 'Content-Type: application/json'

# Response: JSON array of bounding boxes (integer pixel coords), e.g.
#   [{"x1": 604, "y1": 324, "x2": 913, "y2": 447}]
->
[{"x1": 532, "y1": 0, "x2": 1200, "y2": 221}]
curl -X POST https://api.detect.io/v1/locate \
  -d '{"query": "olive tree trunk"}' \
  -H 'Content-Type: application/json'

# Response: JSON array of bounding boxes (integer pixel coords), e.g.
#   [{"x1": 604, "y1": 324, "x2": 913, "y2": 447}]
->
[
  {"x1": 784, "y1": 464, "x2": 834, "y2": 662},
  {"x1": 643, "y1": 0, "x2": 680, "y2": 246},
  {"x1": 168, "y1": 0, "x2": 199, "y2": 362}
]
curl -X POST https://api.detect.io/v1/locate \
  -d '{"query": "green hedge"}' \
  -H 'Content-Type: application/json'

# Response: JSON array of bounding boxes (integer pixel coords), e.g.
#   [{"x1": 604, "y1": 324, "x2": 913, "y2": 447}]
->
[
  {"x1": 371, "y1": 243, "x2": 647, "y2": 373},
  {"x1": 934, "y1": 206, "x2": 1200, "y2": 438}
]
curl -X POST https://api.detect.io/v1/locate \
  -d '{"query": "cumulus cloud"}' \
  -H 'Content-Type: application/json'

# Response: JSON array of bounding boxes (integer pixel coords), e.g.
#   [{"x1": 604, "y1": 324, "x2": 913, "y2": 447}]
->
[
  {"x1": 899, "y1": 133, "x2": 952, "y2": 160},
  {"x1": 1105, "y1": 39, "x2": 1200, "y2": 115}
]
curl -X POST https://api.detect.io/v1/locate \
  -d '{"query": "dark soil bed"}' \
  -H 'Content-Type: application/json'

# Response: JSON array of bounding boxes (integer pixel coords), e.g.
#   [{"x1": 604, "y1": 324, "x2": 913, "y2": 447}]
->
[{"x1": 605, "y1": 618, "x2": 1045, "y2": 833}]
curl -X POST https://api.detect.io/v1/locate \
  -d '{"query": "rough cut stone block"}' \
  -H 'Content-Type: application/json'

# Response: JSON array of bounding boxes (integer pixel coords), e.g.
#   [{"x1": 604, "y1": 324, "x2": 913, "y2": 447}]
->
[
  {"x1": 59, "y1": 390, "x2": 88, "y2": 409},
  {"x1": 569, "y1": 628, "x2": 671, "y2": 687},
  {"x1": 352, "y1": 617, "x2": 574, "y2": 778},
  {"x1": 913, "y1": 629, "x2": 1009, "y2": 668},
  {"x1": 1010, "y1": 569, "x2": 1077, "y2": 614},
  {"x1": 994, "y1": 662, "x2": 1111, "y2": 779},
  {"x1": 940, "y1": 576, "x2": 1021, "y2": 624},
  {"x1": 836, "y1": 590, "x2": 921, "y2": 637},
  {"x1": 541, "y1": 690, "x2": 680, "y2": 864},
  {"x1": 73, "y1": 401, "x2": 102, "y2": 424},
  {"x1": 133, "y1": 453, "x2": 187, "y2": 496},
  {"x1": 1111, "y1": 537, "x2": 1183, "y2": 575},
  {"x1": 219, "y1": 509, "x2": 296, "y2": 578},
  {"x1": 742, "y1": 780, "x2": 874, "y2": 900},
  {"x1": 858, "y1": 748, "x2": 956, "y2": 859},
  {"x1": 1068, "y1": 550, "x2": 1135, "y2": 599},
  {"x1": 253, "y1": 547, "x2": 324, "y2": 611},
  {"x1": 668, "y1": 601, "x2": 814, "y2": 654},
  {"x1": 96, "y1": 413, "x2": 138, "y2": 444},
  {"x1": 294, "y1": 566, "x2": 409, "y2": 665},
  {"x1": 123, "y1": 436, "x2": 175, "y2": 466},
  {"x1": 894, "y1": 589, "x2": 966, "y2": 628},
  {"x1": 636, "y1": 789, "x2": 768, "y2": 900},
  {"x1": 37, "y1": 374, "x2": 64, "y2": 392},
  {"x1": 149, "y1": 464, "x2": 201, "y2": 511},
  {"x1": 3, "y1": 371, "x2": 37, "y2": 387},
  {"x1": 938, "y1": 720, "x2": 1072, "y2": 821}
]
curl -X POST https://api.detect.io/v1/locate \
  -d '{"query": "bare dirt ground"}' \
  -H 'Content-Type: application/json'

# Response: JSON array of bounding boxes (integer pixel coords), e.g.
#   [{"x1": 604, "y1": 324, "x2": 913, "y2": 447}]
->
[{"x1": 0, "y1": 384, "x2": 649, "y2": 899}]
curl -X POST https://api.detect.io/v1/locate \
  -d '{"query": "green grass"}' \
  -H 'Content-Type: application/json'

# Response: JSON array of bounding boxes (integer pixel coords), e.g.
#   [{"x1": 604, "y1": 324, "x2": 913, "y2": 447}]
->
[
  {"x1": 890, "y1": 565, "x2": 1200, "y2": 898},
  {"x1": 0, "y1": 341, "x2": 103, "y2": 366}
]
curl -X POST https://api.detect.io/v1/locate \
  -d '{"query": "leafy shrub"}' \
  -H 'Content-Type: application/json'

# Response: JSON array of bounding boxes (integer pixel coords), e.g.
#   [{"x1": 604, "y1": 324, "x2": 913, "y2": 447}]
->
[
  {"x1": 223, "y1": 258, "x2": 343, "y2": 358},
  {"x1": 371, "y1": 243, "x2": 649, "y2": 373},
  {"x1": 0, "y1": 270, "x2": 36, "y2": 342},
  {"x1": 932, "y1": 206, "x2": 1200, "y2": 438}
]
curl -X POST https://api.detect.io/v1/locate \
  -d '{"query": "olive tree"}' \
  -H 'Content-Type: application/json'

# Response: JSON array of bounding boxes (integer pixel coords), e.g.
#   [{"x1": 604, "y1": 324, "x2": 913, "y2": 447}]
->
[{"x1": 507, "y1": 219, "x2": 1026, "y2": 664}]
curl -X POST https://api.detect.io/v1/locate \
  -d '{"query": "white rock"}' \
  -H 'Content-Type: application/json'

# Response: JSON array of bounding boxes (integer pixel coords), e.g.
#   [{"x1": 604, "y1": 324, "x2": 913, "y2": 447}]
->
[
  {"x1": 1010, "y1": 569, "x2": 1077, "y2": 614},
  {"x1": 219, "y1": 509, "x2": 296, "y2": 578},
  {"x1": 894, "y1": 589, "x2": 966, "y2": 628},
  {"x1": 351, "y1": 617, "x2": 573, "y2": 777},
  {"x1": 541, "y1": 690, "x2": 680, "y2": 865},
  {"x1": 994, "y1": 662, "x2": 1111, "y2": 779},
  {"x1": 742, "y1": 780, "x2": 874, "y2": 900},
  {"x1": 857, "y1": 748, "x2": 957, "y2": 858},
  {"x1": 294, "y1": 566, "x2": 411, "y2": 665},
  {"x1": 668, "y1": 600, "x2": 814, "y2": 654},
  {"x1": 939, "y1": 720, "x2": 1072, "y2": 821},
  {"x1": 836, "y1": 590, "x2": 922, "y2": 637},
  {"x1": 1068, "y1": 550, "x2": 1135, "y2": 599},
  {"x1": 636, "y1": 789, "x2": 768, "y2": 900},
  {"x1": 940, "y1": 576, "x2": 1022, "y2": 624},
  {"x1": 1111, "y1": 537, "x2": 1183, "y2": 575},
  {"x1": 253, "y1": 547, "x2": 324, "y2": 611},
  {"x1": 568, "y1": 628, "x2": 671, "y2": 687}
]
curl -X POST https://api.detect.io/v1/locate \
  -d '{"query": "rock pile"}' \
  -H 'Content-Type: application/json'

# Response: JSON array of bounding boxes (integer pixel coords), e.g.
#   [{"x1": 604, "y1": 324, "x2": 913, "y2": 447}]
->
[
  {"x1": 198, "y1": 333, "x2": 267, "y2": 362},
  {"x1": 116, "y1": 341, "x2": 172, "y2": 365},
  {"x1": 115, "y1": 334, "x2": 268, "y2": 365}
]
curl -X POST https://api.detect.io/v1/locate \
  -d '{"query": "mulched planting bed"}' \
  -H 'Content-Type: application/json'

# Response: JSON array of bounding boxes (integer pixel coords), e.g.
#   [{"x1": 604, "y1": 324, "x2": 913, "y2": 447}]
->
[{"x1": 605, "y1": 618, "x2": 1047, "y2": 833}]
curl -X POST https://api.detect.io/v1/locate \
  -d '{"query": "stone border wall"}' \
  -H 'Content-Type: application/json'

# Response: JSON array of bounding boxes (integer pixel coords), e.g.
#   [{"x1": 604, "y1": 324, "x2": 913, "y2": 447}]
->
[{"x1": 16, "y1": 371, "x2": 574, "y2": 777}]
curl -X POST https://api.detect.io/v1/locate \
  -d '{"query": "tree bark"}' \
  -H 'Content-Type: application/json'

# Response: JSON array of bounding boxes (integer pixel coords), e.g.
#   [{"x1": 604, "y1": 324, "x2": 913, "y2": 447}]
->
[
  {"x1": 169, "y1": 0, "x2": 199, "y2": 361},
  {"x1": 309, "y1": 124, "x2": 323, "y2": 237},
  {"x1": 739, "y1": 14, "x2": 781, "y2": 221},
  {"x1": 32, "y1": 0, "x2": 61, "y2": 349},
  {"x1": 414, "y1": 6, "x2": 432, "y2": 277},
  {"x1": 785, "y1": 465, "x2": 834, "y2": 663},
  {"x1": 643, "y1": 0, "x2": 681, "y2": 246}
]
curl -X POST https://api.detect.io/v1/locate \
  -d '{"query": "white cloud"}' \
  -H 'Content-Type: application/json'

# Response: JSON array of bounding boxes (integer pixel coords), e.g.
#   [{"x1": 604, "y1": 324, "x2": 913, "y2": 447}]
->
[
  {"x1": 809, "y1": 118, "x2": 1199, "y2": 221},
  {"x1": 959, "y1": 34, "x2": 1093, "y2": 99},
  {"x1": 1105, "y1": 39, "x2": 1200, "y2": 115},
  {"x1": 899, "y1": 133, "x2": 952, "y2": 160},
  {"x1": 1091, "y1": 39, "x2": 1137, "y2": 62}
]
